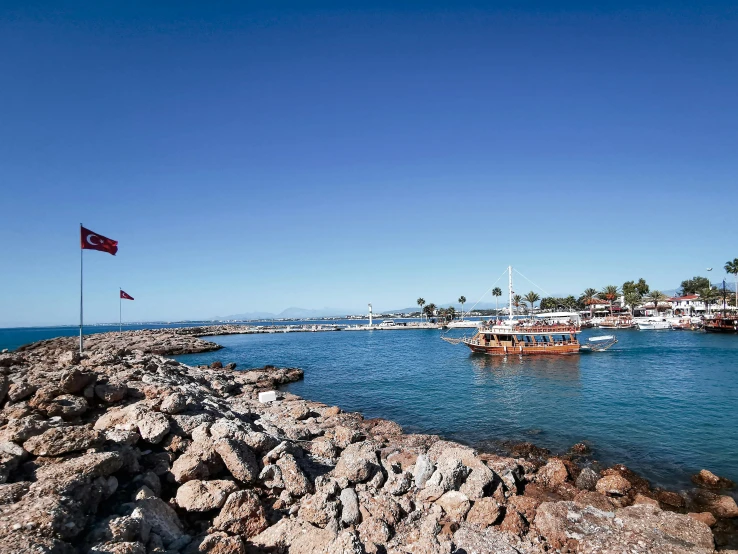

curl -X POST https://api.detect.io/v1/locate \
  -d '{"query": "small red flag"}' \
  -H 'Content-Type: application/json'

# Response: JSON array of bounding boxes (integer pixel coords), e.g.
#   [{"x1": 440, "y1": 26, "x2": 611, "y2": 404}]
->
[
  {"x1": 120, "y1": 290, "x2": 134, "y2": 300},
  {"x1": 81, "y1": 226, "x2": 118, "y2": 255}
]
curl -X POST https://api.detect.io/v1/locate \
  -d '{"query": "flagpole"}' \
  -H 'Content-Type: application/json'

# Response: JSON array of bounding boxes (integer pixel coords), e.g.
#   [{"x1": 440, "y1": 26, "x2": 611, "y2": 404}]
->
[
  {"x1": 79, "y1": 223, "x2": 84, "y2": 354},
  {"x1": 119, "y1": 288, "x2": 122, "y2": 334}
]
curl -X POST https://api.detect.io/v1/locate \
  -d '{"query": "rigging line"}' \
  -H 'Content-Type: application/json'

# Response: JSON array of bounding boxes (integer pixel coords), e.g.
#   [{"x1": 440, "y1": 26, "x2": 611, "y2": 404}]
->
[
  {"x1": 465, "y1": 267, "x2": 510, "y2": 316},
  {"x1": 513, "y1": 268, "x2": 550, "y2": 297}
]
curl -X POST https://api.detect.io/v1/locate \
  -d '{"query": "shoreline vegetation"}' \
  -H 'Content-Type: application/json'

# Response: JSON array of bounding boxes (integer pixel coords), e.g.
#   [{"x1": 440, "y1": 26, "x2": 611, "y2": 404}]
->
[{"x1": 0, "y1": 329, "x2": 736, "y2": 553}]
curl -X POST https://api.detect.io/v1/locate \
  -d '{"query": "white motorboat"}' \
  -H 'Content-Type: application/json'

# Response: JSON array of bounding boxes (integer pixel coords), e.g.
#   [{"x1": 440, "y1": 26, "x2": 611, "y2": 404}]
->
[
  {"x1": 445, "y1": 320, "x2": 483, "y2": 329},
  {"x1": 636, "y1": 318, "x2": 671, "y2": 330}
]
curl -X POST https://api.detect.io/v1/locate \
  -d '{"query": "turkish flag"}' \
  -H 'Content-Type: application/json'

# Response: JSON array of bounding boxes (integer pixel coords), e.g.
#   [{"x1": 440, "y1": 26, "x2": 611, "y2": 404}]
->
[
  {"x1": 120, "y1": 290, "x2": 134, "y2": 300},
  {"x1": 81, "y1": 226, "x2": 118, "y2": 255}
]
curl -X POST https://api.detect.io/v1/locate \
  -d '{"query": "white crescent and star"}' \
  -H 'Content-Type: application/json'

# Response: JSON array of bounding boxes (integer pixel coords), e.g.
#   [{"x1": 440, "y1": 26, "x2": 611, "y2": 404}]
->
[{"x1": 86, "y1": 234, "x2": 100, "y2": 246}]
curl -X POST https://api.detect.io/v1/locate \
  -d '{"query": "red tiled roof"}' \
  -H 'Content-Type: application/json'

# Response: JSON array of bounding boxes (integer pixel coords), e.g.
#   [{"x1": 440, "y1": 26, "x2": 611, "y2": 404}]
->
[{"x1": 668, "y1": 295, "x2": 700, "y2": 301}]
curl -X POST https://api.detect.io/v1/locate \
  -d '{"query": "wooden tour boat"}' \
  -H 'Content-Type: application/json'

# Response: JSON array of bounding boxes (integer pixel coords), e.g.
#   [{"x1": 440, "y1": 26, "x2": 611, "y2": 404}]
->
[
  {"x1": 703, "y1": 315, "x2": 738, "y2": 333},
  {"x1": 442, "y1": 266, "x2": 586, "y2": 356}
]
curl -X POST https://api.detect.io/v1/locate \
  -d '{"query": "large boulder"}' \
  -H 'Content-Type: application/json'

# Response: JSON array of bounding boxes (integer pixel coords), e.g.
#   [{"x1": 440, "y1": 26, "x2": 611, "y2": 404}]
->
[
  {"x1": 340, "y1": 487, "x2": 361, "y2": 526},
  {"x1": 136, "y1": 411, "x2": 170, "y2": 443},
  {"x1": 534, "y1": 501, "x2": 714, "y2": 553},
  {"x1": 466, "y1": 497, "x2": 503, "y2": 528},
  {"x1": 595, "y1": 474, "x2": 631, "y2": 497},
  {"x1": 275, "y1": 454, "x2": 313, "y2": 497},
  {"x1": 691, "y1": 469, "x2": 735, "y2": 490},
  {"x1": 214, "y1": 438, "x2": 259, "y2": 484},
  {"x1": 690, "y1": 489, "x2": 738, "y2": 518},
  {"x1": 534, "y1": 458, "x2": 569, "y2": 489},
  {"x1": 212, "y1": 490, "x2": 268, "y2": 538},
  {"x1": 435, "y1": 490, "x2": 471, "y2": 523},
  {"x1": 175, "y1": 479, "x2": 239, "y2": 512},
  {"x1": 134, "y1": 497, "x2": 184, "y2": 544},
  {"x1": 332, "y1": 441, "x2": 381, "y2": 484},
  {"x1": 23, "y1": 425, "x2": 101, "y2": 456}
]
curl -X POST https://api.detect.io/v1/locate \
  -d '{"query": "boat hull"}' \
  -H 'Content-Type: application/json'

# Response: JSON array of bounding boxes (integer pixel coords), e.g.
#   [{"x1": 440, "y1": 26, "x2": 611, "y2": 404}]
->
[{"x1": 464, "y1": 342, "x2": 580, "y2": 355}]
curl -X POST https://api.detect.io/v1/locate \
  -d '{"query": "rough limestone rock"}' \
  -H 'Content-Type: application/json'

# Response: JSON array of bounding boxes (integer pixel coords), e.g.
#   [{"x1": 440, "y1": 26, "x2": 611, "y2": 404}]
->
[
  {"x1": 358, "y1": 516, "x2": 392, "y2": 545},
  {"x1": 212, "y1": 490, "x2": 268, "y2": 538},
  {"x1": 453, "y1": 525, "x2": 525, "y2": 554},
  {"x1": 0, "y1": 415, "x2": 49, "y2": 443},
  {"x1": 276, "y1": 453, "x2": 313, "y2": 496},
  {"x1": 160, "y1": 392, "x2": 188, "y2": 414},
  {"x1": 185, "y1": 531, "x2": 245, "y2": 554},
  {"x1": 435, "y1": 490, "x2": 471, "y2": 523},
  {"x1": 459, "y1": 464, "x2": 496, "y2": 500},
  {"x1": 690, "y1": 489, "x2": 738, "y2": 518},
  {"x1": 466, "y1": 497, "x2": 503, "y2": 528},
  {"x1": 535, "y1": 458, "x2": 569, "y2": 489},
  {"x1": 340, "y1": 487, "x2": 361, "y2": 525},
  {"x1": 595, "y1": 474, "x2": 632, "y2": 496},
  {"x1": 576, "y1": 467, "x2": 600, "y2": 490},
  {"x1": 214, "y1": 438, "x2": 259, "y2": 483},
  {"x1": 250, "y1": 518, "x2": 335, "y2": 553},
  {"x1": 534, "y1": 501, "x2": 714, "y2": 553},
  {"x1": 45, "y1": 394, "x2": 88, "y2": 419},
  {"x1": 136, "y1": 411, "x2": 170, "y2": 443},
  {"x1": 176, "y1": 479, "x2": 239, "y2": 512},
  {"x1": 23, "y1": 425, "x2": 101, "y2": 456},
  {"x1": 135, "y1": 497, "x2": 184, "y2": 544},
  {"x1": 691, "y1": 468, "x2": 735, "y2": 490},
  {"x1": 333, "y1": 441, "x2": 381, "y2": 484},
  {"x1": 95, "y1": 382, "x2": 128, "y2": 403},
  {"x1": 298, "y1": 491, "x2": 340, "y2": 528},
  {"x1": 0, "y1": 441, "x2": 27, "y2": 483},
  {"x1": 424, "y1": 456, "x2": 470, "y2": 494},
  {"x1": 60, "y1": 368, "x2": 96, "y2": 393}
]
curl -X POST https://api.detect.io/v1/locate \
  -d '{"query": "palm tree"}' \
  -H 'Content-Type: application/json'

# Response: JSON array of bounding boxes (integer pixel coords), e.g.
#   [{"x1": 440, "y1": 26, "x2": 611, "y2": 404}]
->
[
  {"x1": 492, "y1": 287, "x2": 502, "y2": 320},
  {"x1": 699, "y1": 286, "x2": 718, "y2": 315},
  {"x1": 725, "y1": 259, "x2": 738, "y2": 313},
  {"x1": 523, "y1": 291, "x2": 540, "y2": 316},
  {"x1": 600, "y1": 285, "x2": 620, "y2": 316},
  {"x1": 624, "y1": 292, "x2": 642, "y2": 316},
  {"x1": 458, "y1": 296, "x2": 466, "y2": 320},
  {"x1": 447, "y1": 306, "x2": 456, "y2": 322},
  {"x1": 417, "y1": 298, "x2": 425, "y2": 322},
  {"x1": 423, "y1": 303, "x2": 437, "y2": 322},
  {"x1": 512, "y1": 294, "x2": 523, "y2": 315},
  {"x1": 647, "y1": 290, "x2": 667, "y2": 315},
  {"x1": 581, "y1": 288, "x2": 598, "y2": 317}
]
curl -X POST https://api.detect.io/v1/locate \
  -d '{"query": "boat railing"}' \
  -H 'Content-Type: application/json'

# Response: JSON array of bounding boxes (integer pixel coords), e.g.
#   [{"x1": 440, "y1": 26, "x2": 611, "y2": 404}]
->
[
  {"x1": 464, "y1": 338, "x2": 579, "y2": 347},
  {"x1": 480, "y1": 324, "x2": 579, "y2": 333}
]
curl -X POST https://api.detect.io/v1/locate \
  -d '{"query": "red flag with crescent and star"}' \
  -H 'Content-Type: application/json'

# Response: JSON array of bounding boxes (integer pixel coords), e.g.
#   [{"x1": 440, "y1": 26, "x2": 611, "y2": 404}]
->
[
  {"x1": 81, "y1": 226, "x2": 118, "y2": 255},
  {"x1": 120, "y1": 290, "x2": 134, "y2": 300}
]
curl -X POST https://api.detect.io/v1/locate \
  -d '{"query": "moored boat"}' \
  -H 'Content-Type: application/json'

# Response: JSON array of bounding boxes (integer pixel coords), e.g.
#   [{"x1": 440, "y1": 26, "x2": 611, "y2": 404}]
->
[
  {"x1": 636, "y1": 318, "x2": 671, "y2": 330},
  {"x1": 703, "y1": 315, "x2": 738, "y2": 333},
  {"x1": 599, "y1": 315, "x2": 635, "y2": 329}
]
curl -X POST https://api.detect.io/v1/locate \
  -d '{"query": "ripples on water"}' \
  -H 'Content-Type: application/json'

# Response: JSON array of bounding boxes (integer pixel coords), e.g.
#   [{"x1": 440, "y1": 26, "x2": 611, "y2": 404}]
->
[
  {"x1": 174, "y1": 327, "x2": 738, "y2": 491},
  {"x1": 6, "y1": 323, "x2": 733, "y2": 491}
]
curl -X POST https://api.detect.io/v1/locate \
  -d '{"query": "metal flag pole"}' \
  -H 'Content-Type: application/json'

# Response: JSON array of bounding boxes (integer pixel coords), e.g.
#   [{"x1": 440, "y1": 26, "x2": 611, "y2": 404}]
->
[
  {"x1": 119, "y1": 288, "x2": 122, "y2": 334},
  {"x1": 79, "y1": 223, "x2": 84, "y2": 354}
]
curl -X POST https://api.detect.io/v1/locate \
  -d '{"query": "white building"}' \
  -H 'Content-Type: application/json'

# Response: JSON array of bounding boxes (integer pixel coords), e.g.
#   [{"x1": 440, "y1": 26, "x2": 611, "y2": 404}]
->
[{"x1": 668, "y1": 294, "x2": 707, "y2": 315}]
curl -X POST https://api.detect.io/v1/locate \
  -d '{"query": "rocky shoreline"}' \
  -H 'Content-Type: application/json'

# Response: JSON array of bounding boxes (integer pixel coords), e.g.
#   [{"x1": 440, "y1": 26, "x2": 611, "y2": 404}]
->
[{"x1": 0, "y1": 330, "x2": 736, "y2": 553}]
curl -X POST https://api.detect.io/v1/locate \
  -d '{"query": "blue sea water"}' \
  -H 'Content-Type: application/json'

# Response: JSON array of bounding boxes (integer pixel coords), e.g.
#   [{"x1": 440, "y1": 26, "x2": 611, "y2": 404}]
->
[
  {"x1": 175, "y1": 327, "x2": 738, "y2": 492},
  {"x1": 3, "y1": 323, "x2": 737, "y2": 491}
]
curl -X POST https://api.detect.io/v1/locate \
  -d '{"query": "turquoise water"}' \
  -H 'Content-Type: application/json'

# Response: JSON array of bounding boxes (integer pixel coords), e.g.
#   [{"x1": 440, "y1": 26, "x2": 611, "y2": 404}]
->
[
  {"x1": 4, "y1": 323, "x2": 737, "y2": 491},
  {"x1": 174, "y1": 328, "x2": 738, "y2": 492}
]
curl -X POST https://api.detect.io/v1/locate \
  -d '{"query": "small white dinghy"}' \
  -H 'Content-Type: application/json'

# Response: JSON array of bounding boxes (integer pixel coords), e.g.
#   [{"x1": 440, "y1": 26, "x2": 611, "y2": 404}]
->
[{"x1": 580, "y1": 335, "x2": 618, "y2": 351}]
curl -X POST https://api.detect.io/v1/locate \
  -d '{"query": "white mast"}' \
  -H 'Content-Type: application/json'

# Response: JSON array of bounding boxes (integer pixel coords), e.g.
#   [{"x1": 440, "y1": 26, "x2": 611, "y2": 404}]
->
[
  {"x1": 508, "y1": 265, "x2": 514, "y2": 321},
  {"x1": 368, "y1": 303, "x2": 373, "y2": 327}
]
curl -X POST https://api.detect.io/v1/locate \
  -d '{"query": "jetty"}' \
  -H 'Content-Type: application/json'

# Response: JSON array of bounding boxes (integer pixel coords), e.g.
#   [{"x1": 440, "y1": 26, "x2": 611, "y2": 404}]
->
[{"x1": 0, "y1": 329, "x2": 734, "y2": 553}]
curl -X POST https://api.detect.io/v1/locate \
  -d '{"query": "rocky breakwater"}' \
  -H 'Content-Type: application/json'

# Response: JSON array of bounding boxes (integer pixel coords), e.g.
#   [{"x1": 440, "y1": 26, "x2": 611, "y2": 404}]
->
[{"x1": 0, "y1": 331, "x2": 734, "y2": 553}]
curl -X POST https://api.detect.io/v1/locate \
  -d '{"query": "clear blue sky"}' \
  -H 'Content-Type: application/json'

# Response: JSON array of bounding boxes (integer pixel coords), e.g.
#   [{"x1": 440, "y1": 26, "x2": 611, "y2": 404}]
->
[{"x1": 1, "y1": 1, "x2": 736, "y2": 326}]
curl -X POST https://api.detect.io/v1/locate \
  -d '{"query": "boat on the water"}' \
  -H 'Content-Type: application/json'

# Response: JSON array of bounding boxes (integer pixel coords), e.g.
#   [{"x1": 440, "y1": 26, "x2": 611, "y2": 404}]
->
[
  {"x1": 445, "y1": 319, "x2": 483, "y2": 329},
  {"x1": 703, "y1": 315, "x2": 738, "y2": 333},
  {"x1": 636, "y1": 318, "x2": 671, "y2": 330},
  {"x1": 442, "y1": 266, "x2": 590, "y2": 356},
  {"x1": 599, "y1": 315, "x2": 635, "y2": 329}
]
